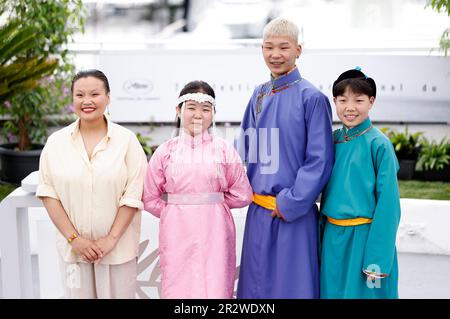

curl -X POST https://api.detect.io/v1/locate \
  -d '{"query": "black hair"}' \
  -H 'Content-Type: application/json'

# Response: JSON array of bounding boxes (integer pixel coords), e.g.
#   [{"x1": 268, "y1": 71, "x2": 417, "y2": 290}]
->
[
  {"x1": 71, "y1": 69, "x2": 110, "y2": 94},
  {"x1": 176, "y1": 81, "x2": 215, "y2": 128},
  {"x1": 332, "y1": 69, "x2": 376, "y2": 98},
  {"x1": 333, "y1": 78, "x2": 375, "y2": 98}
]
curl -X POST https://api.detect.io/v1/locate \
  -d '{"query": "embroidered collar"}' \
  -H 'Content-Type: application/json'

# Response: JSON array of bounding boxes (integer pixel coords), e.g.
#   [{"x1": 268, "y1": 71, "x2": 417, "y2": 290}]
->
[
  {"x1": 271, "y1": 66, "x2": 302, "y2": 92},
  {"x1": 255, "y1": 67, "x2": 302, "y2": 120},
  {"x1": 336, "y1": 117, "x2": 373, "y2": 143}
]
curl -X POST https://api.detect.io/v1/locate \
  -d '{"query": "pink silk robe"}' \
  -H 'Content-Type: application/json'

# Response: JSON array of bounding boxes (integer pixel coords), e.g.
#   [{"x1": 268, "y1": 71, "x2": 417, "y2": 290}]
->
[{"x1": 143, "y1": 131, "x2": 253, "y2": 299}]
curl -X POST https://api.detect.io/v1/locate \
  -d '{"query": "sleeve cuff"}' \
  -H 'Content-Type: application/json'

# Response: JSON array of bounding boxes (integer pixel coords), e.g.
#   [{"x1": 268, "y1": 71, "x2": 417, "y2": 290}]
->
[
  {"x1": 36, "y1": 185, "x2": 59, "y2": 200},
  {"x1": 276, "y1": 189, "x2": 293, "y2": 222},
  {"x1": 119, "y1": 197, "x2": 144, "y2": 210}
]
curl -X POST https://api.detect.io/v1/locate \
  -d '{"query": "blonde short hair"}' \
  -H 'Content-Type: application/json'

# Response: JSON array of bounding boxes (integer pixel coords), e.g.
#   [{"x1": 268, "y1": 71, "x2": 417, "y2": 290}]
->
[{"x1": 263, "y1": 18, "x2": 299, "y2": 44}]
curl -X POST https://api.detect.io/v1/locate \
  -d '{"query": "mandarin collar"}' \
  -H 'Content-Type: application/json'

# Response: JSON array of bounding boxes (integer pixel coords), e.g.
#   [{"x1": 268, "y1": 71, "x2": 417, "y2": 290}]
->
[
  {"x1": 180, "y1": 129, "x2": 212, "y2": 148},
  {"x1": 342, "y1": 117, "x2": 372, "y2": 138},
  {"x1": 271, "y1": 66, "x2": 301, "y2": 91}
]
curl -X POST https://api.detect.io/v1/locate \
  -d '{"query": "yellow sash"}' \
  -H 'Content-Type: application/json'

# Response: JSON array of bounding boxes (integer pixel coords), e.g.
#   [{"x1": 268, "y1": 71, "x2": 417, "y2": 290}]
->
[
  {"x1": 252, "y1": 193, "x2": 276, "y2": 210},
  {"x1": 327, "y1": 216, "x2": 372, "y2": 226}
]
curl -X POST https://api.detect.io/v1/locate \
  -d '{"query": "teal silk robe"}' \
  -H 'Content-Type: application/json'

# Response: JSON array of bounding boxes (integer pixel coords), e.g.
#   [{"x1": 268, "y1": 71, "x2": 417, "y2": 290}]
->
[{"x1": 320, "y1": 117, "x2": 401, "y2": 299}]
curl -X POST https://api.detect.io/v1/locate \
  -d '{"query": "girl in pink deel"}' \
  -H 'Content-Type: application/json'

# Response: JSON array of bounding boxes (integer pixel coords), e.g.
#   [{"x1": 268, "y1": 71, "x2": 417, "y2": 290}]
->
[{"x1": 143, "y1": 81, "x2": 252, "y2": 299}]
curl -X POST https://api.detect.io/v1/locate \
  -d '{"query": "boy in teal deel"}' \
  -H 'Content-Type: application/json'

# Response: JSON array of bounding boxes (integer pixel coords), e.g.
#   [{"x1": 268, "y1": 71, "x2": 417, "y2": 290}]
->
[{"x1": 320, "y1": 68, "x2": 401, "y2": 299}]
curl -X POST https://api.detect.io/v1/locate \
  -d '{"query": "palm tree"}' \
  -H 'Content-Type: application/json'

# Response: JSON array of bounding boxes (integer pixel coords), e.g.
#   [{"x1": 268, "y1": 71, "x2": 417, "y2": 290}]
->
[
  {"x1": 0, "y1": 18, "x2": 57, "y2": 106},
  {"x1": 0, "y1": 17, "x2": 58, "y2": 149}
]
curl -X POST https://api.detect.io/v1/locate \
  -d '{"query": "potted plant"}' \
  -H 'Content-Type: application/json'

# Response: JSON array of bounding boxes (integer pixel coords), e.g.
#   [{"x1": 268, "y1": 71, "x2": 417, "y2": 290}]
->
[
  {"x1": 415, "y1": 137, "x2": 450, "y2": 182},
  {"x1": 136, "y1": 132, "x2": 155, "y2": 161},
  {"x1": 0, "y1": 19, "x2": 58, "y2": 104},
  {"x1": 0, "y1": 18, "x2": 58, "y2": 184},
  {"x1": 381, "y1": 127, "x2": 423, "y2": 180},
  {"x1": 0, "y1": 0, "x2": 86, "y2": 184},
  {"x1": 135, "y1": 120, "x2": 159, "y2": 161}
]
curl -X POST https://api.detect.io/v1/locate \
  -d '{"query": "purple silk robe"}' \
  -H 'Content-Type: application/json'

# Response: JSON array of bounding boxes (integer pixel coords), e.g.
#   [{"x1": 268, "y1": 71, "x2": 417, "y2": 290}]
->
[{"x1": 236, "y1": 67, "x2": 334, "y2": 298}]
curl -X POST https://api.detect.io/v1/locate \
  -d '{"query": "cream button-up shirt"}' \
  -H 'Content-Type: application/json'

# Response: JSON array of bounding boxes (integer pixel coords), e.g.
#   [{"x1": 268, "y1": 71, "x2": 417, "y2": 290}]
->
[{"x1": 36, "y1": 117, "x2": 147, "y2": 265}]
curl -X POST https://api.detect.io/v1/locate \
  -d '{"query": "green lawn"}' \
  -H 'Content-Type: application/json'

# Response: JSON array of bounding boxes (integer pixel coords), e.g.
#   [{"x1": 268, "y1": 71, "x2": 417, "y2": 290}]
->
[
  {"x1": 398, "y1": 180, "x2": 450, "y2": 200},
  {"x1": 1, "y1": 181, "x2": 450, "y2": 202},
  {"x1": 0, "y1": 183, "x2": 16, "y2": 201}
]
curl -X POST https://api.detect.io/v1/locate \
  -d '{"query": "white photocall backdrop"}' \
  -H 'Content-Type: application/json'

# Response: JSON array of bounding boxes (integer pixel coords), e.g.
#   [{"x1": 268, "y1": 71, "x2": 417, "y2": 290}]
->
[{"x1": 99, "y1": 49, "x2": 450, "y2": 123}]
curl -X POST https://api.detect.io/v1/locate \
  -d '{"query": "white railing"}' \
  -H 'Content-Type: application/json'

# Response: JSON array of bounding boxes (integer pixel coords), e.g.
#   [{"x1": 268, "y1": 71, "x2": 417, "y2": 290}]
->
[
  {"x1": 1, "y1": 171, "x2": 450, "y2": 298},
  {"x1": 0, "y1": 171, "x2": 248, "y2": 298}
]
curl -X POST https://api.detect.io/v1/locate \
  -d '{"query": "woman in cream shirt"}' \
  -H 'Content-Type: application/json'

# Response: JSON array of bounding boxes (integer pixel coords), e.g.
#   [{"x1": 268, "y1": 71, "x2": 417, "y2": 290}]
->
[{"x1": 36, "y1": 69, "x2": 147, "y2": 299}]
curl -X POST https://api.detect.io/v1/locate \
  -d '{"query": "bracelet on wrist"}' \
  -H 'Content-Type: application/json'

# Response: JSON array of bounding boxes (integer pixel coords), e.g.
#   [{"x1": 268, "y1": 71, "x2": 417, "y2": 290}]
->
[{"x1": 67, "y1": 233, "x2": 78, "y2": 244}]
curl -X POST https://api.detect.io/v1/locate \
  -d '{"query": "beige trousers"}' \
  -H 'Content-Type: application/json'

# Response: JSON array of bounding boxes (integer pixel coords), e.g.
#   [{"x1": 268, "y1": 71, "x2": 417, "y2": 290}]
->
[{"x1": 59, "y1": 257, "x2": 137, "y2": 299}]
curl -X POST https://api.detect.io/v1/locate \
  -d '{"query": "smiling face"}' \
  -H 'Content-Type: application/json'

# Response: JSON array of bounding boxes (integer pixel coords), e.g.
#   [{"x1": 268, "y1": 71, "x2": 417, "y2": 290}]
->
[
  {"x1": 72, "y1": 76, "x2": 110, "y2": 123},
  {"x1": 334, "y1": 86, "x2": 375, "y2": 128},
  {"x1": 177, "y1": 100, "x2": 213, "y2": 136},
  {"x1": 262, "y1": 36, "x2": 301, "y2": 78}
]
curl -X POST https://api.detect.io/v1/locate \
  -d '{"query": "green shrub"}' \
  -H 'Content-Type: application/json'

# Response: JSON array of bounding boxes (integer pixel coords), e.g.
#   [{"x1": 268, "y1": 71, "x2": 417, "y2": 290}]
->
[
  {"x1": 416, "y1": 137, "x2": 450, "y2": 171},
  {"x1": 381, "y1": 127, "x2": 423, "y2": 161}
]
